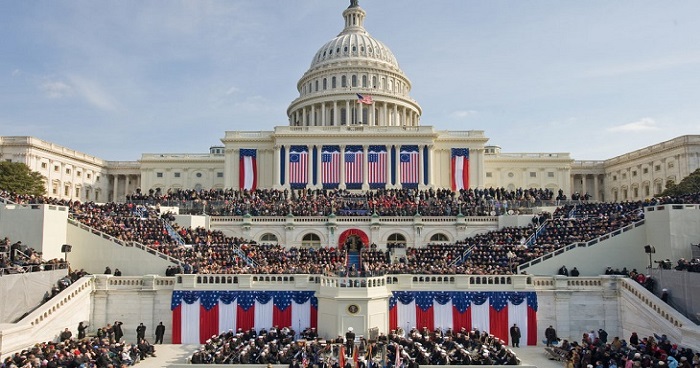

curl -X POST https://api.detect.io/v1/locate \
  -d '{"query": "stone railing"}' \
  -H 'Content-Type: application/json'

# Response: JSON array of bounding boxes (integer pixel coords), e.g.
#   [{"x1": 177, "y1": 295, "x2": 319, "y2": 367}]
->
[
  {"x1": 67, "y1": 218, "x2": 185, "y2": 267},
  {"x1": 518, "y1": 219, "x2": 646, "y2": 271}
]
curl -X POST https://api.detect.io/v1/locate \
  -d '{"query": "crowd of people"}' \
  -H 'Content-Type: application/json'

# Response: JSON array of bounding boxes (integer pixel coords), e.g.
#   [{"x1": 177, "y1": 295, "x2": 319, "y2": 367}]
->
[
  {"x1": 188, "y1": 326, "x2": 519, "y2": 366},
  {"x1": 0, "y1": 237, "x2": 68, "y2": 275},
  {"x1": 546, "y1": 329, "x2": 700, "y2": 368},
  {"x1": 125, "y1": 187, "x2": 557, "y2": 217},
  {"x1": 1, "y1": 324, "x2": 156, "y2": 368}
]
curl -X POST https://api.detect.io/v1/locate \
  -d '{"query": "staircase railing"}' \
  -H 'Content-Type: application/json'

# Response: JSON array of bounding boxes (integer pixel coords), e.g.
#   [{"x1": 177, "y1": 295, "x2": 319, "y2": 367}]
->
[
  {"x1": 232, "y1": 245, "x2": 257, "y2": 268},
  {"x1": 67, "y1": 218, "x2": 186, "y2": 267},
  {"x1": 450, "y1": 244, "x2": 476, "y2": 266},
  {"x1": 164, "y1": 222, "x2": 186, "y2": 246},
  {"x1": 525, "y1": 220, "x2": 549, "y2": 246}
]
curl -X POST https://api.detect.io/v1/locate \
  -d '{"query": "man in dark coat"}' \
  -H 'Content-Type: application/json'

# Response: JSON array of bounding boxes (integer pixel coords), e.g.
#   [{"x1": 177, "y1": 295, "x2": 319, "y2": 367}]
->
[
  {"x1": 113, "y1": 321, "x2": 124, "y2": 342},
  {"x1": 155, "y1": 322, "x2": 166, "y2": 344},
  {"x1": 509, "y1": 324, "x2": 521, "y2": 347},
  {"x1": 137, "y1": 323, "x2": 147, "y2": 341},
  {"x1": 345, "y1": 328, "x2": 356, "y2": 357},
  {"x1": 545, "y1": 325, "x2": 557, "y2": 347}
]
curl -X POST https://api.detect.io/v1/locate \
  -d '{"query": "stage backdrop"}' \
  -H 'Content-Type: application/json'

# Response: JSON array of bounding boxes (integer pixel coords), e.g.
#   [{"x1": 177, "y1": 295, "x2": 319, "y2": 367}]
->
[
  {"x1": 171, "y1": 290, "x2": 317, "y2": 344},
  {"x1": 389, "y1": 291, "x2": 538, "y2": 346}
]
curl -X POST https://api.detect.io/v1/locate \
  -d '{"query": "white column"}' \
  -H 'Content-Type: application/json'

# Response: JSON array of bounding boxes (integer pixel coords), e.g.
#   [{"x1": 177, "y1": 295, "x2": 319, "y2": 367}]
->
[
  {"x1": 333, "y1": 101, "x2": 338, "y2": 126},
  {"x1": 340, "y1": 145, "x2": 346, "y2": 189},
  {"x1": 593, "y1": 174, "x2": 600, "y2": 201},
  {"x1": 112, "y1": 175, "x2": 119, "y2": 202},
  {"x1": 311, "y1": 105, "x2": 316, "y2": 126},
  {"x1": 393, "y1": 105, "x2": 398, "y2": 126},
  {"x1": 321, "y1": 102, "x2": 326, "y2": 126},
  {"x1": 345, "y1": 100, "x2": 351, "y2": 125},
  {"x1": 362, "y1": 145, "x2": 369, "y2": 190},
  {"x1": 232, "y1": 149, "x2": 240, "y2": 190},
  {"x1": 428, "y1": 145, "x2": 435, "y2": 187},
  {"x1": 402, "y1": 107, "x2": 407, "y2": 127},
  {"x1": 386, "y1": 145, "x2": 392, "y2": 188},
  {"x1": 307, "y1": 145, "x2": 313, "y2": 188}
]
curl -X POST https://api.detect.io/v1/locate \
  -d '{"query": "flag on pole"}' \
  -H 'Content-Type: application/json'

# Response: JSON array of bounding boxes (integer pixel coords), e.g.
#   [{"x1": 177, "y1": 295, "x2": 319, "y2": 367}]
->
[
  {"x1": 356, "y1": 93, "x2": 373, "y2": 105},
  {"x1": 339, "y1": 345, "x2": 346, "y2": 368},
  {"x1": 353, "y1": 343, "x2": 359, "y2": 368},
  {"x1": 451, "y1": 148, "x2": 469, "y2": 191},
  {"x1": 239, "y1": 149, "x2": 257, "y2": 191}
]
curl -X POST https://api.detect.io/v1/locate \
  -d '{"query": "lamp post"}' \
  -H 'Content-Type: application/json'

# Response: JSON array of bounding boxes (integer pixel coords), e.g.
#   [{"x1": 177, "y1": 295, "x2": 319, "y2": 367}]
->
[{"x1": 644, "y1": 245, "x2": 656, "y2": 269}]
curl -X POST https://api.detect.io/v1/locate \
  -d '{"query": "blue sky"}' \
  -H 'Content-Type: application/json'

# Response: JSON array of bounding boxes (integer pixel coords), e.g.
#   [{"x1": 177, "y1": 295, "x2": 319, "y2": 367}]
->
[{"x1": 1, "y1": 0, "x2": 698, "y2": 161}]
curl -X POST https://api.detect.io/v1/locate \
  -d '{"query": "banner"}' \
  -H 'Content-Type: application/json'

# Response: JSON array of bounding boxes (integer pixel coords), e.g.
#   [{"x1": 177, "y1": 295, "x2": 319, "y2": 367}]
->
[
  {"x1": 239, "y1": 149, "x2": 257, "y2": 191},
  {"x1": 389, "y1": 291, "x2": 537, "y2": 345},
  {"x1": 345, "y1": 145, "x2": 363, "y2": 189},
  {"x1": 399, "y1": 145, "x2": 419, "y2": 188},
  {"x1": 368, "y1": 145, "x2": 387, "y2": 189},
  {"x1": 171, "y1": 290, "x2": 318, "y2": 344},
  {"x1": 289, "y1": 146, "x2": 309, "y2": 189},
  {"x1": 322, "y1": 145, "x2": 340, "y2": 188},
  {"x1": 451, "y1": 148, "x2": 469, "y2": 191}
]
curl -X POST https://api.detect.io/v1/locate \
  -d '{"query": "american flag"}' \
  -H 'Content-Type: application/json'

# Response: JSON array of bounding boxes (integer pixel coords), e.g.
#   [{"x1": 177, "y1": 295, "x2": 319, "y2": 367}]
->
[
  {"x1": 345, "y1": 146, "x2": 363, "y2": 187},
  {"x1": 289, "y1": 146, "x2": 308, "y2": 187},
  {"x1": 368, "y1": 145, "x2": 386, "y2": 188},
  {"x1": 399, "y1": 146, "x2": 419, "y2": 185},
  {"x1": 356, "y1": 93, "x2": 373, "y2": 105},
  {"x1": 322, "y1": 146, "x2": 340, "y2": 187}
]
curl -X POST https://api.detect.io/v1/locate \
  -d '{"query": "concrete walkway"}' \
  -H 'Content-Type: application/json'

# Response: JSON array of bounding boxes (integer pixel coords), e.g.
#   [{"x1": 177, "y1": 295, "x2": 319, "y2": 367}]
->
[{"x1": 138, "y1": 344, "x2": 564, "y2": 368}]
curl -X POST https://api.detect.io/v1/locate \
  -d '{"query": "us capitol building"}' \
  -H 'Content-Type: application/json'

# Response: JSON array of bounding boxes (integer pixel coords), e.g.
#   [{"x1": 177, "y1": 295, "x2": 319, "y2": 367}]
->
[{"x1": 1, "y1": 1, "x2": 699, "y2": 203}]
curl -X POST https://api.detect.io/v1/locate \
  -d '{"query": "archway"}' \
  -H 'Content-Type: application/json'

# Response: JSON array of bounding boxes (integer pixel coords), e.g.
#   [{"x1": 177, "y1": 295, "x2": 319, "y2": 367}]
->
[{"x1": 338, "y1": 229, "x2": 369, "y2": 252}]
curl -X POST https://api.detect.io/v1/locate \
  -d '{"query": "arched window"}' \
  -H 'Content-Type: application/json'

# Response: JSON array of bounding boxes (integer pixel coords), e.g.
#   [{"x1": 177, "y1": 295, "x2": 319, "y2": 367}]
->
[
  {"x1": 387, "y1": 233, "x2": 406, "y2": 246},
  {"x1": 315, "y1": 80, "x2": 319, "y2": 92},
  {"x1": 362, "y1": 75, "x2": 367, "y2": 87},
  {"x1": 332, "y1": 77, "x2": 337, "y2": 88},
  {"x1": 260, "y1": 233, "x2": 278, "y2": 244},
  {"x1": 323, "y1": 78, "x2": 327, "y2": 90},
  {"x1": 430, "y1": 233, "x2": 449, "y2": 242},
  {"x1": 372, "y1": 76, "x2": 377, "y2": 88},
  {"x1": 341, "y1": 76, "x2": 347, "y2": 88},
  {"x1": 302, "y1": 233, "x2": 322, "y2": 248},
  {"x1": 351, "y1": 75, "x2": 357, "y2": 87}
]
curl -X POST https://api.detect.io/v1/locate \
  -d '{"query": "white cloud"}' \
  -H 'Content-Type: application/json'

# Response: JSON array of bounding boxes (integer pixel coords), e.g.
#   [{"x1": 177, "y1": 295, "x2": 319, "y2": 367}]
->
[
  {"x1": 40, "y1": 80, "x2": 73, "y2": 98},
  {"x1": 226, "y1": 86, "x2": 240, "y2": 95},
  {"x1": 586, "y1": 54, "x2": 700, "y2": 78},
  {"x1": 12, "y1": 69, "x2": 21, "y2": 77},
  {"x1": 67, "y1": 75, "x2": 119, "y2": 111},
  {"x1": 449, "y1": 110, "x2": 477, "y2": 119},
  {"x1": 607, "y1": 117, "x2": 660, "y2": 133}
]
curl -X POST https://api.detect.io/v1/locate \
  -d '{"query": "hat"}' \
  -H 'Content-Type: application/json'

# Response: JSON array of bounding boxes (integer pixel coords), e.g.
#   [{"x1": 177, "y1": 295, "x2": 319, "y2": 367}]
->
[{"x1": 348, "y1": 327, "x2": 354, "y2": 332}]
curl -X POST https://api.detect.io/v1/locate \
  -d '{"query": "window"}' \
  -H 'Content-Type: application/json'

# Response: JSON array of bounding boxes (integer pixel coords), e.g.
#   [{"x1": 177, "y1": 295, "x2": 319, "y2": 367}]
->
[
  {"x1": 315, "y1": 80, "x2": 319, "y2": 92},
  {"x1": 323, "y1": 78, "x2": 327, "y2": 90},
  {"x1": 41, "y1": 162, "x2": 48, "y2": 169},
  {"x1": 643, "y1": 168, "x2": 649, "y2": 174},
  {"x1": 196, "y1": 173, "x2": 202, "y2": 178},
  {"x1": 613, "y1": 175, "x2": 617, "y2": 181},
  {"x1": 622, "y1": 173, "x2": 627, "y2": 179},
  {"x1": 633, "y1": 187, "x2": 639, "y2": 198},
  {"x1": 430, "y1": 233, "x2": 449, "y2": 242},
  {"x1": 341, "y1": 76, "x2": 347, "y2": 88},
  {"x1": 64, "y1": 185, "x2": 70, "y2": 196},
  {"x1": 260, "y1": 233, "x2": 279, "y2": 244},
  {"x1": 644, "y1": 186, "x2": 650, "y2": 196},
  {"x1": 668, "y1": 162, "x2": 674, "y2": 168},
  {"x1": 217, "y1": 172, "x2": 224, "y2": 178},
  {"x1": 96, "y1": 176, "x2": 100, "y2": 182},
  {"x1": 87, "y1": 173, "x2": 91, "y2": 179},
  {"x1": 156, "y1": 172, "x2": 163, "y2": 178},
  {"x1": 655, "y1": 165, "x2": 661, "y2": 171},
  {"x1": 174, "y1": 172, "x2": 181, "y2": 178},
  {"x1": 530, "y1": 172, "x2": 536, "y2": 178},
  {"x1": 75, "y1": 187, "x2": 81, "y2": 197},
  {"x1": 66, "y1": 168, "x2": 71, "y2": 174},
  {"x1": 301, "y1": 233, "x2": 321, "y2": 248},
  {"x1": 632, "y1": 171, "x2": 637, "y2": 177},
  {"x1": 548, "y1": 172, "x2": 555, "y2": 178},
  {"x1": 351, "y1": 75, "x2": 357, "y2": 87},
  {"x1": 54, "y1": 165, "x2": 59, "y2": 172},
  {"x1": 362, "y1": 75, "x2": 367, "y2": 87},
  {"x1": 77, "y1": 171, "x2": 81, "y2": 177},
  {"x1": 332, "y1": 77, "x2": 337, "y2": 88},
  {"x1": 387, "y1": 233, "x2": 407, "y2": 246},
  {"x1": 485, "y1": 172, "x2": 492, "y2": 178}
]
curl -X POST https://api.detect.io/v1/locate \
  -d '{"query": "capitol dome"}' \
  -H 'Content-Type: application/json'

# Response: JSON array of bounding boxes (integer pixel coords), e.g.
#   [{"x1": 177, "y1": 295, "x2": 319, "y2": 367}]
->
[{"x1": 287, "y1": 0, "x2": 421, "y2": 128}]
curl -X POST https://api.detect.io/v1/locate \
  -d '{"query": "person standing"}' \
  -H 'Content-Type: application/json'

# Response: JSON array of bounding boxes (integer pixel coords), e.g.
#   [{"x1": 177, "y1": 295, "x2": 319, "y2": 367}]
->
[
  {"x1": 155, "y1": 322, "x2": 165, "y2": 344},
  {"x1": 545, "y1": 325, "x2": 558, "y2": 347},
  {"x1": 509, "y1": 324, "x2": 521, "y2": 347},
  {"x1": 77, "y1": 321, "x2": 88, "y2": 339},
  {"x1": 345, "y1": 327, "x2": 356, "y2": 357},
  {"x1": 137, "y1": 323, "x2": 147, "y2": 341},
  {"x1": 113, "y1": 321, "x2": 124, "y2": 342}
]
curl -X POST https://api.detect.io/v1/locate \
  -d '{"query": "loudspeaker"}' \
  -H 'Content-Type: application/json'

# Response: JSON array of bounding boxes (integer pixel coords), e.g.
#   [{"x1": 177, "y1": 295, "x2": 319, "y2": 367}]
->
[
  {"x1": 644, "y1": 245, "x2": 655, "y2": 254},
  {"x1": 61, "y1": 244, "x2": 72, "y2": 253}
]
